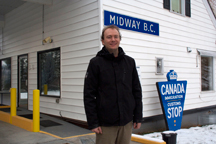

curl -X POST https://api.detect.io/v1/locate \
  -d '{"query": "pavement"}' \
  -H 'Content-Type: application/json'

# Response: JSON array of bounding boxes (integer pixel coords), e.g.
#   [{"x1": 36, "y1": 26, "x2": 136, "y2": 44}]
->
[{"x1": 0, "y1": 107, "x2": 141, "y2": 144}]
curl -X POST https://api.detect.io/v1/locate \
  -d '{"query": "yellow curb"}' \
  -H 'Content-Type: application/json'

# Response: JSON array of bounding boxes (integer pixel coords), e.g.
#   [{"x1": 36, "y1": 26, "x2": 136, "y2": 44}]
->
[
  {"x1": 11, "y1": 116, "x2": 33, "y2": 132},
  {"x1": 39, "y1": 131, "x2": 63, "y2": 139},
  {"x1": 0, "y1": 114, "x2": 166, "y2": 144},
  {"x1": 131, "y1": 134, "x2": 166, "y2": 144},
  {"x1": 39, "y1": 131, "x2": 95, "y2": 140},
  {"x1": 0, "y1": 111, "x2": 11, "y2": 123},
  {"x1": 0, "y1": 105, "x2": 11, "y2": 108},
  {"x1": 0, "y1": 110, "x2": 95, "y2": 140},
  {"x1": 62, "y1": 133, "x2": 95, "y2": 139}
]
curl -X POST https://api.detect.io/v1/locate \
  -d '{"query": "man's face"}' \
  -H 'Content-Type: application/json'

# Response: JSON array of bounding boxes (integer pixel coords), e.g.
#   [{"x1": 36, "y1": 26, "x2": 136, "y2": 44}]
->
[{"x1": 102, "y1": 28, "x2": 121, "y2": 51}]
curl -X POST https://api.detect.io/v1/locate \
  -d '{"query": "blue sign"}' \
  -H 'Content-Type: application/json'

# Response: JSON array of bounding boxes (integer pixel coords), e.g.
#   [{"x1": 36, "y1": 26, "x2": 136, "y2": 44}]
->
[
  {"x1": 104, "y1": 10, "x2": 159, "y2": 36},
  {"x1": 156, "y1": 70, "x2": 187, "y2": 131}
]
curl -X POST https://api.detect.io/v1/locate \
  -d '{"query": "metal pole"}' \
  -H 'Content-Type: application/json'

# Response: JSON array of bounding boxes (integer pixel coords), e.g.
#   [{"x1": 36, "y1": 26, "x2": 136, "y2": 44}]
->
[
  {"x1": 10, "y1": 88, "x2": 16, "y2": 123},
  {"x1": 33, "y1": 89, "x2": 40, "y2": 132},
  {"x1": 44, "y1": 84, "x2": 47, "y2": 95}
]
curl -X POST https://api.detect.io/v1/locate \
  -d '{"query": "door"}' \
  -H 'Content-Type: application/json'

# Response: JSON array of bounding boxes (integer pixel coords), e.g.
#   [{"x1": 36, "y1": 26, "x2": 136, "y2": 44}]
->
[{"x1": 18, "y1": 55, "x2": 28, "y2": 109}]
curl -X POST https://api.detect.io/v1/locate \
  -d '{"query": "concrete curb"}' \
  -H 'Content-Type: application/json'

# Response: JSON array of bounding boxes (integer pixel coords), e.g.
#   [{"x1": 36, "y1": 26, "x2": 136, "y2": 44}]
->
[
  {"x1": 0, "y1": 110, "x2": 33, "y2": 131},
  {"x1": 0, "y1": 109, "x2": 95, "y2": 140},
  {"x1": 0, "y1": 111, "x2": 10, "y2": 123},
  {"x1": 131, "y1": 134, "x2": 166, "y2": 144},
  {"x1": 1, "y1": 109, "x2": 165, "y2": 143},
  {"x1": 12, "y1": 115, "x2": 33, "y2": 131}
]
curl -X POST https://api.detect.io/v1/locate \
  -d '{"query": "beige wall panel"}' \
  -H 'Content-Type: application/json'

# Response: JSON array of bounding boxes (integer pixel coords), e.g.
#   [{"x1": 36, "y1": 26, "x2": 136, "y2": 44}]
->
[
  {"x1": 61, "y1": 91, "x2": 83, "y2": 99},
  {"x1": 143, "y1": 109, "x2": 163, "y2": 118},
  {"x1": 62, "y1": 64, "x2": 88, "y2": 72},
  {"x1": 62, "y1": 78, "x2": 84, "y2": 85},
  {"x1": 62, "y1": 85, "x2": 83, "y2": 93},
  {"x1": 62, "y1": 40, "x2": 98, "y2": 53},
  {"x1": 62, "y1": 71, "x2": 86, "y2": 79}
]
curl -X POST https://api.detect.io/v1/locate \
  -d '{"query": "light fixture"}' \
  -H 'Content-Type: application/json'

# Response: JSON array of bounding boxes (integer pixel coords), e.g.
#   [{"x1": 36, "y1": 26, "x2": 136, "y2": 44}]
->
[
  {"x1": 187, "y1": 47, "x2": 192, "y2": 53},
  {"x1": 42, "y1": 37, "x2": 53, "y2": 45}
]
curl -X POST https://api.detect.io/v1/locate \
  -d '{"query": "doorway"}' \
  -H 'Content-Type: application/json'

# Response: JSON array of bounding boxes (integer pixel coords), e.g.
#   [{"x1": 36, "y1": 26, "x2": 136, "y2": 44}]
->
[{"x1": 18, "y1": 54, "x2": 28, "y2": 109}]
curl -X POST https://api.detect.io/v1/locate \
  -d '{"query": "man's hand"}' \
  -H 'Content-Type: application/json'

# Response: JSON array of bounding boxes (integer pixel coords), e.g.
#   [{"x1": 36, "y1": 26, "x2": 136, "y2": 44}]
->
[
  {"x1": 133, "y1": 123, "x2": 141, "y2": 129},
  {"x1": 91, "y1": 127, "x2": 102, "y2": 134}
]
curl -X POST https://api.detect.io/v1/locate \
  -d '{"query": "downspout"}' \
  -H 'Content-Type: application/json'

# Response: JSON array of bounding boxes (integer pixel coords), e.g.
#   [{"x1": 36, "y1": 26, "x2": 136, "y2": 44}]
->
[
  {"x1": 42, "y1": 4, "x2": 45, "y2": 45},
  {"x1": 196, "y1": 49, "x2": 199, "y2": 67}
]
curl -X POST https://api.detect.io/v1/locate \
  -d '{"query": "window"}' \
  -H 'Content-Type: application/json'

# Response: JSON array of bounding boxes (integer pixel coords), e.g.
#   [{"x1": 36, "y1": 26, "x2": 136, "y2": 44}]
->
[
  {"x1": 38, "y1": 48, "x2": 60, "y2": 97},
  {"x1": 201, "y1": 56, "x2": 213, "y2": 91},
  {"x1": 0, "y1": 58, "x2": 11, "y2": 91},
  {"x1": 172, "y1": 0, "x2": 182, "y2": 14},
  {"x1": 164, "y1": 0, "x2": 191, "y2": 17}
]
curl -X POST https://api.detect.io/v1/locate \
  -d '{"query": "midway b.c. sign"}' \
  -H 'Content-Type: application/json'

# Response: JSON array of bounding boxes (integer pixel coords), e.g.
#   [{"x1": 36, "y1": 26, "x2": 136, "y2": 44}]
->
[
  {"x1": 156, "y1": 70, "x2": 187, "y2": 131},
  {"x1": 104, "y1": 10, "x2": 159, "y2": 36}
]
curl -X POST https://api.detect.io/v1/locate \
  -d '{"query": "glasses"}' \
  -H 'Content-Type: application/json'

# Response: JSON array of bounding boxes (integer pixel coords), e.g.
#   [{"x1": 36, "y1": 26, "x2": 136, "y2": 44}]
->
[{"x1": 106, "y1": 35, "x2": 120, "y2": 39}]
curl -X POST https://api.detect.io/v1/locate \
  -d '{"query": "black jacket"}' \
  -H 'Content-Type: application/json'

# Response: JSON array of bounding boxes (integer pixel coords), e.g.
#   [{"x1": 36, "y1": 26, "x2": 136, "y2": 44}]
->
[{"x1": 84, "y1": 47, "x2": 142, "y2": 130}]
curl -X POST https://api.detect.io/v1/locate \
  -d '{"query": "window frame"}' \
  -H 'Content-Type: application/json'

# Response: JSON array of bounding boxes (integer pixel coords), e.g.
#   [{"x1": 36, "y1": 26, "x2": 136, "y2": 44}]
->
[
  {"x1": 37, "y1": 47, "x2": 61, "y2": 98},
  {"x1": 164, "y1": 0, "x2": 191, "y2": 17},
  {"x1": 0, "y1": 57, "x2": 11, "y2": 92},
  {"x1": 201, "y1": 55, "x2": 214, "y2": 92},
  {"x1": 170, "y1": 0, "x2": 185, "y2": 16}
]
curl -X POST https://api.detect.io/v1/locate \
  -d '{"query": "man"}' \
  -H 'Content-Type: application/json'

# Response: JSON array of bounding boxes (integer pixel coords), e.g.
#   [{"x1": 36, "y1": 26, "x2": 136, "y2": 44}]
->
[{"x1": 84, "y1": 25, "x2": 142, "y2": 144}]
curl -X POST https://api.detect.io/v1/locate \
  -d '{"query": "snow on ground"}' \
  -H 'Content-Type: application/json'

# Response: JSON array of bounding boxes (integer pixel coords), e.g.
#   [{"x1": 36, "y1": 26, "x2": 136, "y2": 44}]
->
[{"x1": 143, "y1": 124, "x2": 216, "y2": 144}]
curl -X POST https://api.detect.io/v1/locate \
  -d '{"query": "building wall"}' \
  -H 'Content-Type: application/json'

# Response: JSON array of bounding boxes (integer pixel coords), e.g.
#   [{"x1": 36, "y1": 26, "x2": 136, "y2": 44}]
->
[
  {"x1": 102, "y1": 0, "x2": 216, "y2": 118},
  {"x1": 0, "y1": 0, "x2": 216, "y2": 124},
  {"x1": 0, "y1": 0, "x2": 100, "y2": 121}
]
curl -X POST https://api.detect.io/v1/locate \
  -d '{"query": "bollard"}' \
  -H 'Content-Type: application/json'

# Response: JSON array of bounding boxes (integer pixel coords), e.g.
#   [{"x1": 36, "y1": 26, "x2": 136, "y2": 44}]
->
[
  {"x1": 10, "y1": 88, "x2": 17, "y2": 123},
  {"x1": 33, "y1": 89, "x2": 40, "y2": 132},
  {"x1": 44, "y1": 84, "x2": 47, "y2": 95}
]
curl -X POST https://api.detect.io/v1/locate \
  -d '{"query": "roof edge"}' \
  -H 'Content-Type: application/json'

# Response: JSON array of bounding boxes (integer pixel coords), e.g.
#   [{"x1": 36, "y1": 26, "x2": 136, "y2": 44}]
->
[{"x1": 203, "y1": 0, "x2": 216, "y2": 29}]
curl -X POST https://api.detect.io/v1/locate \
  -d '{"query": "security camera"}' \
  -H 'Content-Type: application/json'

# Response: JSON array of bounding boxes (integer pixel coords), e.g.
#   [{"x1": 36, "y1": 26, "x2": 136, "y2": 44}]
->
[
  {"x1": 187, "y1": 47, "x2": 192, "y2": 53},
  {"x1": 42, "y1": 37, "x2": 53, "y2": 44}
]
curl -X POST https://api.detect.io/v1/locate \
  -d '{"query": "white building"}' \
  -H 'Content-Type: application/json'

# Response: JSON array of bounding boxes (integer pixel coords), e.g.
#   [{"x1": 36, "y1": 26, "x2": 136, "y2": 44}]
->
[{"x1": 0, "y1": 0, "x2": 215, "y2": 132}]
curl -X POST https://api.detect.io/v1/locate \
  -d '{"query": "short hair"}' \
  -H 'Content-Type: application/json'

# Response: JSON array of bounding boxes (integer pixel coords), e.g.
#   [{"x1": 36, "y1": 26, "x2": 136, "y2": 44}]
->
[{"x1": 101, "y1": 25, "x2": 122, "y2": 40}]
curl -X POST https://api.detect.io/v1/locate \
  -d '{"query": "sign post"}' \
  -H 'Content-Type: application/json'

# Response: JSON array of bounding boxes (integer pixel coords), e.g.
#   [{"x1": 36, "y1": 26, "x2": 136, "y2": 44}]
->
[{"x1": 156, "y1": 70, "x2": 187, "y2": 131}]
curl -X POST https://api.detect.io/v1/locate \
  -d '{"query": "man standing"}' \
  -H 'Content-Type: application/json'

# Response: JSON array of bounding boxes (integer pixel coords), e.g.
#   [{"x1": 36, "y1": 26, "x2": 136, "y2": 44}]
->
[{"x1": 84, "y1": 25, "x2": 142, "y2": 144}]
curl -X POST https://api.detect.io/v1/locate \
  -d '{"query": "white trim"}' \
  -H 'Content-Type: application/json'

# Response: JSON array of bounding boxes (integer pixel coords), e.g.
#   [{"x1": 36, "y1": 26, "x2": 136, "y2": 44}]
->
[
  {"x1": 98, "y1": 0, "x2": 103, "y2": 50},
  {"x1": 213, "y1": 57, "x2": 215, "y2": 91},
  {"x1": 203, "y1": 0, "x2": 216, "y2": 29},
  {"x1": 197, "y1": 49, "x2": 216, "y2": 57},
  {"x1": 181, "y1": 0, "x2": 185, "y2": 16},
  {"x1": 200, "y1": 90, "x2": 215, "y2": 94},
  {"x1": 200, "y1": 54, "x2": 215, "y2": 92}
]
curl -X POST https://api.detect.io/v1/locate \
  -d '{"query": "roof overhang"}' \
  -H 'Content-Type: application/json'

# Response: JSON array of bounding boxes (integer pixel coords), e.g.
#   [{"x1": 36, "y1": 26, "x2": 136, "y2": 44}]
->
[
  {"x1": 0, "y1": 15, "x2": 4, "y2": 28},
  {"x1": 0, "y1": 0, "x2": 52, "y2": 28},
  {"x1": 22, "y1": 0, "x2": 52, "y2": 5}
]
